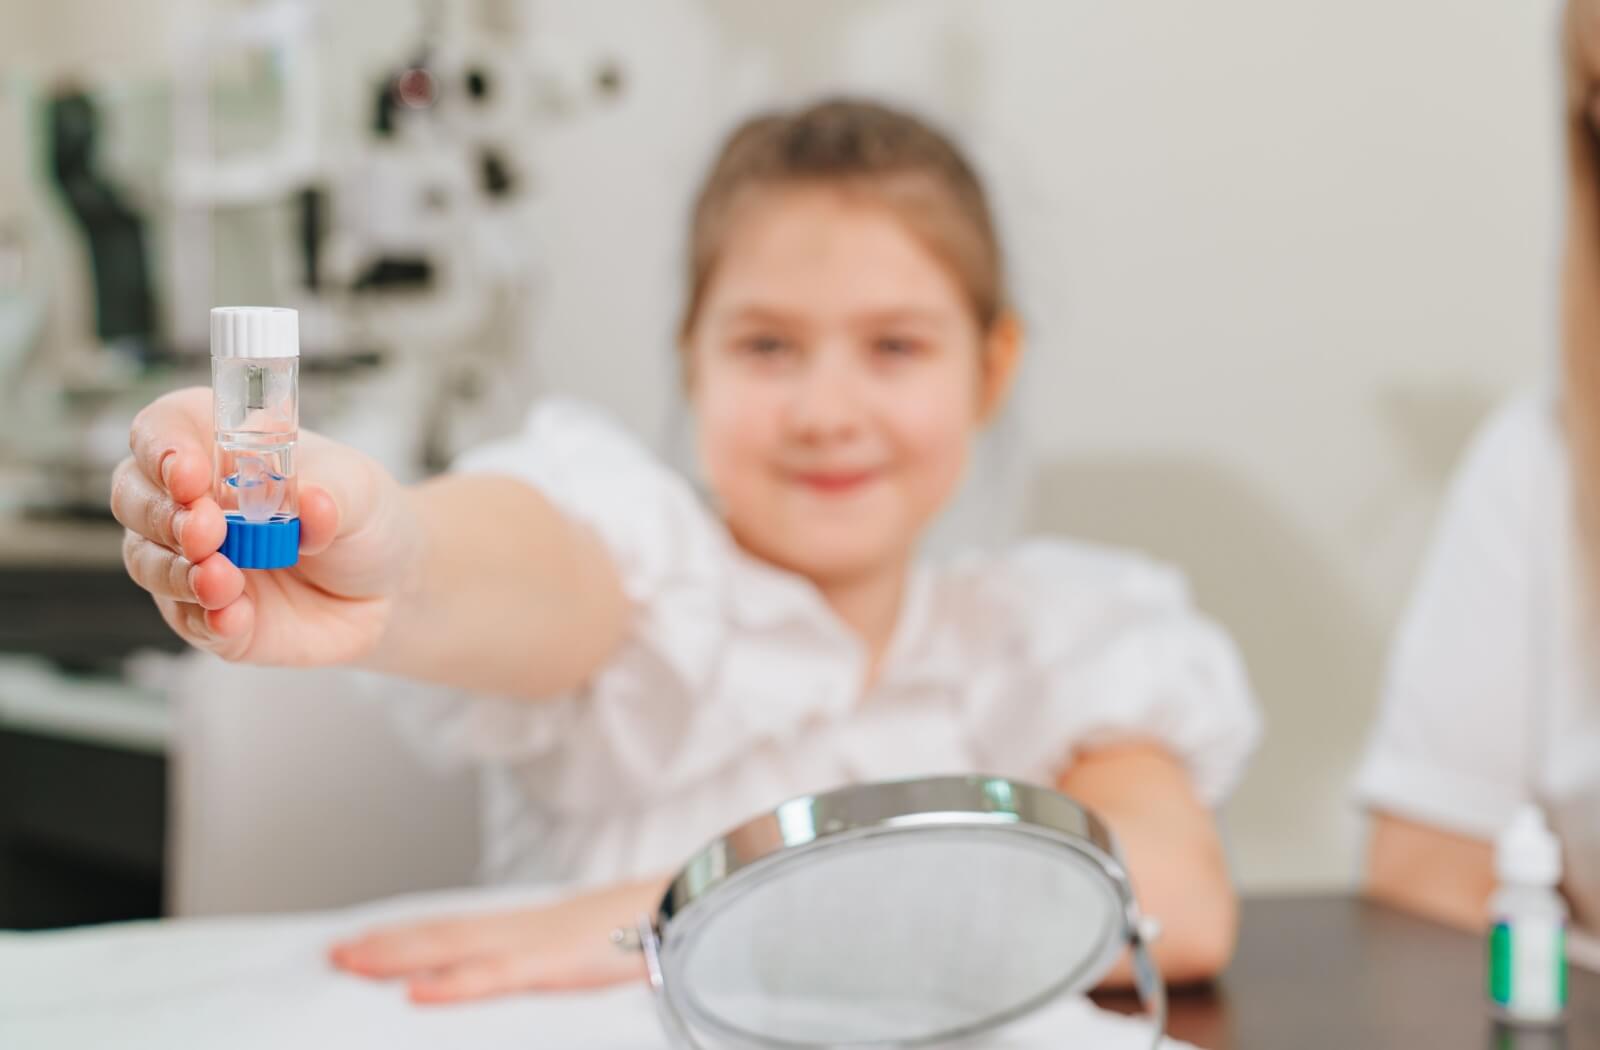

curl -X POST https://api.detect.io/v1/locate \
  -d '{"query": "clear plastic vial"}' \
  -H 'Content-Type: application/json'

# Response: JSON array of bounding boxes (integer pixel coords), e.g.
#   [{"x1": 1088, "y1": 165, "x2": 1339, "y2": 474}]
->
[
  {"x1": 1488, "y1": 805, "x2": 1568, "y2": 1026},
  {"x1": 211, "y1": 306, "x2": 301, "y2": 570}
]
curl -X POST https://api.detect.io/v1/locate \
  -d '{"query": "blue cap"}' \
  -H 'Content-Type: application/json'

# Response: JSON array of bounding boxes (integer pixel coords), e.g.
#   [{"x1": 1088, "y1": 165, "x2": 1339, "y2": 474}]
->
[{"x1": 221, "y1": 514, "x2": 301, "y2": 570}]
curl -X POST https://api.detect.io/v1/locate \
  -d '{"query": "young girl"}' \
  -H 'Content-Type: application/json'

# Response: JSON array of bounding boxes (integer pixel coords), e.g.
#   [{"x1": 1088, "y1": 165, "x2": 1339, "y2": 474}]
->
[{"x1": 113, "y1": 99, "x2": 1260, "y2": 1003}]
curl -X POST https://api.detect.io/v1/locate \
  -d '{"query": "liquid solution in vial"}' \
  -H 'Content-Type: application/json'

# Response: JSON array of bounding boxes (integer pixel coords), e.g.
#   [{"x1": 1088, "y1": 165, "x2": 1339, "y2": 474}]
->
[{"x1": 211, "y1": 307, "x2": 302, "y2": 570}]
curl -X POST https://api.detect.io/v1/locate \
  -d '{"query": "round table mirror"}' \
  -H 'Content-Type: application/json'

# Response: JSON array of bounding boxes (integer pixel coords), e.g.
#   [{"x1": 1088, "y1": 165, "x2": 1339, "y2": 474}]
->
[{"x1": 628, "y1": 776, "x2": 1165, "y2": 1049}]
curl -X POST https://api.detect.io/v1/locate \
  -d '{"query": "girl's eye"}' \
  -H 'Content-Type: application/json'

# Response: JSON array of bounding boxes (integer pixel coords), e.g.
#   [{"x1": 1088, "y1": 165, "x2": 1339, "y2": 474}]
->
[
  {"x1": 737, "y1": 334, "x2": 791, "y2": 357},
  {"x1": 873, "y1": 335, "x2": 923, "y2": 357}
]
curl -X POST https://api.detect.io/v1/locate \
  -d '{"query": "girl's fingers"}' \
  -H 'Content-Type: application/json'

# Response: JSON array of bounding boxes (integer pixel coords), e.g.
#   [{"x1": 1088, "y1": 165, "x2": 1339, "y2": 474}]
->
[
  {"x1": 110, "y1": 456, "x2": 227, "y2": 562},
  {"x1": 298, "y1": 483, "x2": 341, "y2": 556},
  {"x1": 406, "y1": 954, "x2": 551, "y2": 1005},
  {"x1": 122, "y1": 532, "x2": 244, "y2": 609},
  {"x1": 153, "y1": 592, "x2": 254, "y2": 660},
  {"x1": 205, "y1": 594, "x2": 255, "y2": 641},
  {"x1": 404, "y1": 938, "x2": 646, "y2": 1003},
  {"x1": 154, "y1": 596, "x2": 221, "y2": 652},
  {"x1": 123, "y1": 530, "x2": 196, "y2": 602},
  {"x1": 330, "y1": 916, "x2": 512, "y2": 979},
  {"x1": 331, "y1": 883, "x2": 661, "y2": 1002},
  {"x1": 109, "y1": 457, "x2": 181, "y2": 551},
  {"x1": 128, "y1": 387, "x2": 214, "y2": 505}
]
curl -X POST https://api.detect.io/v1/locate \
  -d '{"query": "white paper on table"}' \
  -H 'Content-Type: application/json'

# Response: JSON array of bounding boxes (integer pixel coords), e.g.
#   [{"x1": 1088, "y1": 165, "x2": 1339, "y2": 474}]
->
[{"x1": 0, "y1": 885, "x2": 1196, "y2": 1050}]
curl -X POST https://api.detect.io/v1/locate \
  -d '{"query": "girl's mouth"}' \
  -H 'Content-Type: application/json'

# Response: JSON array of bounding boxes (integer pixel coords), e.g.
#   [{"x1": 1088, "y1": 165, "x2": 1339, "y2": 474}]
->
[{"x1": 790, "y1": 468, "x2": 880, "y2": 495}]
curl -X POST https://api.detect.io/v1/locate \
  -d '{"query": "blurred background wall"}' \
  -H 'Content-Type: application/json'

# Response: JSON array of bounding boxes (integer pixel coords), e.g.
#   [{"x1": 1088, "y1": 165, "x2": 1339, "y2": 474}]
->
[{"x1": 0, "y1": 0, "x2": 1569, "y2": 921}]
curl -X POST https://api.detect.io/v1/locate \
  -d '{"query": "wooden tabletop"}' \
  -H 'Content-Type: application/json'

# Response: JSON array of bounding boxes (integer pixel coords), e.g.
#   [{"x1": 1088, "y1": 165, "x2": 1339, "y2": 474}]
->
[{"x1": 1095, "y1": 894, "x2": 1598, "y2": 1048}]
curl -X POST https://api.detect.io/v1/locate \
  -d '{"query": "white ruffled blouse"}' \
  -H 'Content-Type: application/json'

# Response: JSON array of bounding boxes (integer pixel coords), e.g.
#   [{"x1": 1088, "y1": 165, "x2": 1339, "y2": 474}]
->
[{"x1": 397, "y1": 400, "x2": 1262, "y2": 889}]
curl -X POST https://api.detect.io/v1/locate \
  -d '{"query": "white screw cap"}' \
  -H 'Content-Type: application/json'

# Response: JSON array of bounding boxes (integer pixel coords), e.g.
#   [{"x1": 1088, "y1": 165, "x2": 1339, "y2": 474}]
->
[
  {"x1": 210, "y1": 306, "x2": 299, "y2": 360},
  {"x1": 1496, "y1": 804, "x2": 1562, "y2": 887}
]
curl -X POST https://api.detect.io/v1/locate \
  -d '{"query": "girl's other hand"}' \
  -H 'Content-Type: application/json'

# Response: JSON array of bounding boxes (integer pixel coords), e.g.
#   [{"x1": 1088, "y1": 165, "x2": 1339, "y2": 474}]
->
[
  {"x1": 328, "y1": 878, "x2": 664, "y2": 1004},
  {"x1": 113, "y1": 387, "x2": 419, "y2": 665}
]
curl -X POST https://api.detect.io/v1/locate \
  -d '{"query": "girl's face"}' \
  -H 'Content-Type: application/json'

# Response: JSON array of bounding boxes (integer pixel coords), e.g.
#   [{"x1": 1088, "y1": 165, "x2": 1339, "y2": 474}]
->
[{"x1": 687, "y1": 186, "x2": 1018, "y2": 584}]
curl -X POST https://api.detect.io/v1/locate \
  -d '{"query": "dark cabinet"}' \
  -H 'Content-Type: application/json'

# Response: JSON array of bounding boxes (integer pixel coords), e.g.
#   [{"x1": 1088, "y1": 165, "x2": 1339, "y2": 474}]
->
[{"x1": 0, "y1": 728, "x2": 167, "y2": 929}]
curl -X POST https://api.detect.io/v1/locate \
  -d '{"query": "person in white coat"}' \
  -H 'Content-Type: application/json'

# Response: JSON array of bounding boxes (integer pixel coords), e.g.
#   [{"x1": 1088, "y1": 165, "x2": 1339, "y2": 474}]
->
[
  {"x1": 113, "y1": 99, "x2": 1260, "y2": 1002},
  {"x1": 1360, "y1": 0, "x2": 1600, "y2": 942}
]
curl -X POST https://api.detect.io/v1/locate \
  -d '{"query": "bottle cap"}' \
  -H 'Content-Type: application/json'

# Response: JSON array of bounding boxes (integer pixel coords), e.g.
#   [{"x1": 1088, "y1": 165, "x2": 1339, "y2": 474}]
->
[
  {"x1": 211, "y1": 306, "x2": 299, "y2": 360},
  {"x1": 220, "y1": 515, "x2": 301, "y2": 570},
  {"x1": 1496, "y1": 805, "x2": 1562, "y2": 887}
]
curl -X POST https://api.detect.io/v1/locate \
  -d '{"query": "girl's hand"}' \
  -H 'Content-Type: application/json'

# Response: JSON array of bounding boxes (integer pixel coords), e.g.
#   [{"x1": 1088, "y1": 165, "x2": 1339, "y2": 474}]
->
[
  {"x1": 1568, "y1": 0, "x2": 1600, "y2": 122},
  {"x1": 113, "y1": 387, "x2": 420, "y2": 665},
  {"x1": 328, "y1": 879, "x2": 664, "y2": 1004}
]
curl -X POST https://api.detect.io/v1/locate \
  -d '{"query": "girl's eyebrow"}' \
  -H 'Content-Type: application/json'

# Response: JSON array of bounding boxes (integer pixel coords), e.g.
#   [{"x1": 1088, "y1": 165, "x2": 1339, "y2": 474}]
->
[
  {"x1": 712, "y1": 303, "x2": 954, "y2": 331},
  {"x1": 849, "y1": 307, "x2": 954, "y2": 330},
  {"x1": 715, "y1": 304, "x2": 807, "y2": 328}
]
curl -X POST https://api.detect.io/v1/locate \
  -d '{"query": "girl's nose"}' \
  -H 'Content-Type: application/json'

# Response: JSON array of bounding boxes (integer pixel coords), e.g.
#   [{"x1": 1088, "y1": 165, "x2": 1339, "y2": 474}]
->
[{"x1": 785, "y1": 348, "x2": 866, "y2": 443}]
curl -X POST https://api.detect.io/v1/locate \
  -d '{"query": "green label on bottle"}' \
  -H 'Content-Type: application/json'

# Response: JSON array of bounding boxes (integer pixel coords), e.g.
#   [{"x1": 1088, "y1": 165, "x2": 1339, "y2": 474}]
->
[
  {"x1": 1489, "y1": 920, "x2": 1567, "y2": 1015},
  {"x1": 1490, "y1": 922, "x2": 1513, "y2": 1005}
]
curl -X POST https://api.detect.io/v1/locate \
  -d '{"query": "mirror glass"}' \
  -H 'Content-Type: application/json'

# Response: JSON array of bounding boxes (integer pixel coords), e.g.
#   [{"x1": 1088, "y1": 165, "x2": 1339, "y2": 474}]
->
[{"x1": 673, "y1": 826, "x2": 1123, "y2": 1047}]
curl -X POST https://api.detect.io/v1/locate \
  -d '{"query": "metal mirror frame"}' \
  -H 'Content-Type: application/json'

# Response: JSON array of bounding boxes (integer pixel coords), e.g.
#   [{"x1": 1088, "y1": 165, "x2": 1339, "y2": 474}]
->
[{"x1": 621, "y1": 776, "x2": 1166, "y2": 1050}]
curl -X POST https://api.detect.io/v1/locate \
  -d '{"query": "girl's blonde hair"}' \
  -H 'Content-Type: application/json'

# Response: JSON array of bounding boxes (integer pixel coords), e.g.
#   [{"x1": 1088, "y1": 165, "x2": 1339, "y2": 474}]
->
[{"x1": 680, "y1": 98, "x2": 1007, "y2": 340}]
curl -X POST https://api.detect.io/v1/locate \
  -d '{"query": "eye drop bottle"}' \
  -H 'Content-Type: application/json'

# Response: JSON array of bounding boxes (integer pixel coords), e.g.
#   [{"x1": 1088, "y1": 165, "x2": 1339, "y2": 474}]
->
[{"x1": 1488, "y1": 805, "x2": 1567, "y2": 1027}]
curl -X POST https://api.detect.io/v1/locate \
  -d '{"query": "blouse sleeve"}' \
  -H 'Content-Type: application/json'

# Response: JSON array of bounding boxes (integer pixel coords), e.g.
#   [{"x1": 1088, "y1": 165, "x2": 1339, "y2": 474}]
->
[
  {"x1": 962, "y1": 540, "x2": 1262, "y2": 806},
  {"x1": 1353, "y1": 391, "x2": 1556, "y2": 840}
]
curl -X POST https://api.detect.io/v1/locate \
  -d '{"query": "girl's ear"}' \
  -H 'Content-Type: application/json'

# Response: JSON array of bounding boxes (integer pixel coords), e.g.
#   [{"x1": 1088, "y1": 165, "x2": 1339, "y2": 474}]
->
[{"x1": 977, "y1": 310, "x2": 1024, "y2": 423}]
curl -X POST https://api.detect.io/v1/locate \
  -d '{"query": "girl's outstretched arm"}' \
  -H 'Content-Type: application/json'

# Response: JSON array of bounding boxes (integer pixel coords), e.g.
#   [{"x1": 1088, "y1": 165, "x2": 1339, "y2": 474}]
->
[
  {"x1": 364, "y1": 473, "x2": 629, "y2": 698},
  {"x1": 117, "y1": 388, "x2": 627, "y2": 698}
]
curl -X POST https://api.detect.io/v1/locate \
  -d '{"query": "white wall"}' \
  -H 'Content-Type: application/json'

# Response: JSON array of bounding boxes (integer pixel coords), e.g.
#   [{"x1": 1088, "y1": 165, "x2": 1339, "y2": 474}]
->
[{"x1": 4, "y1": 0, "x2": 1571, "y2": 891}]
